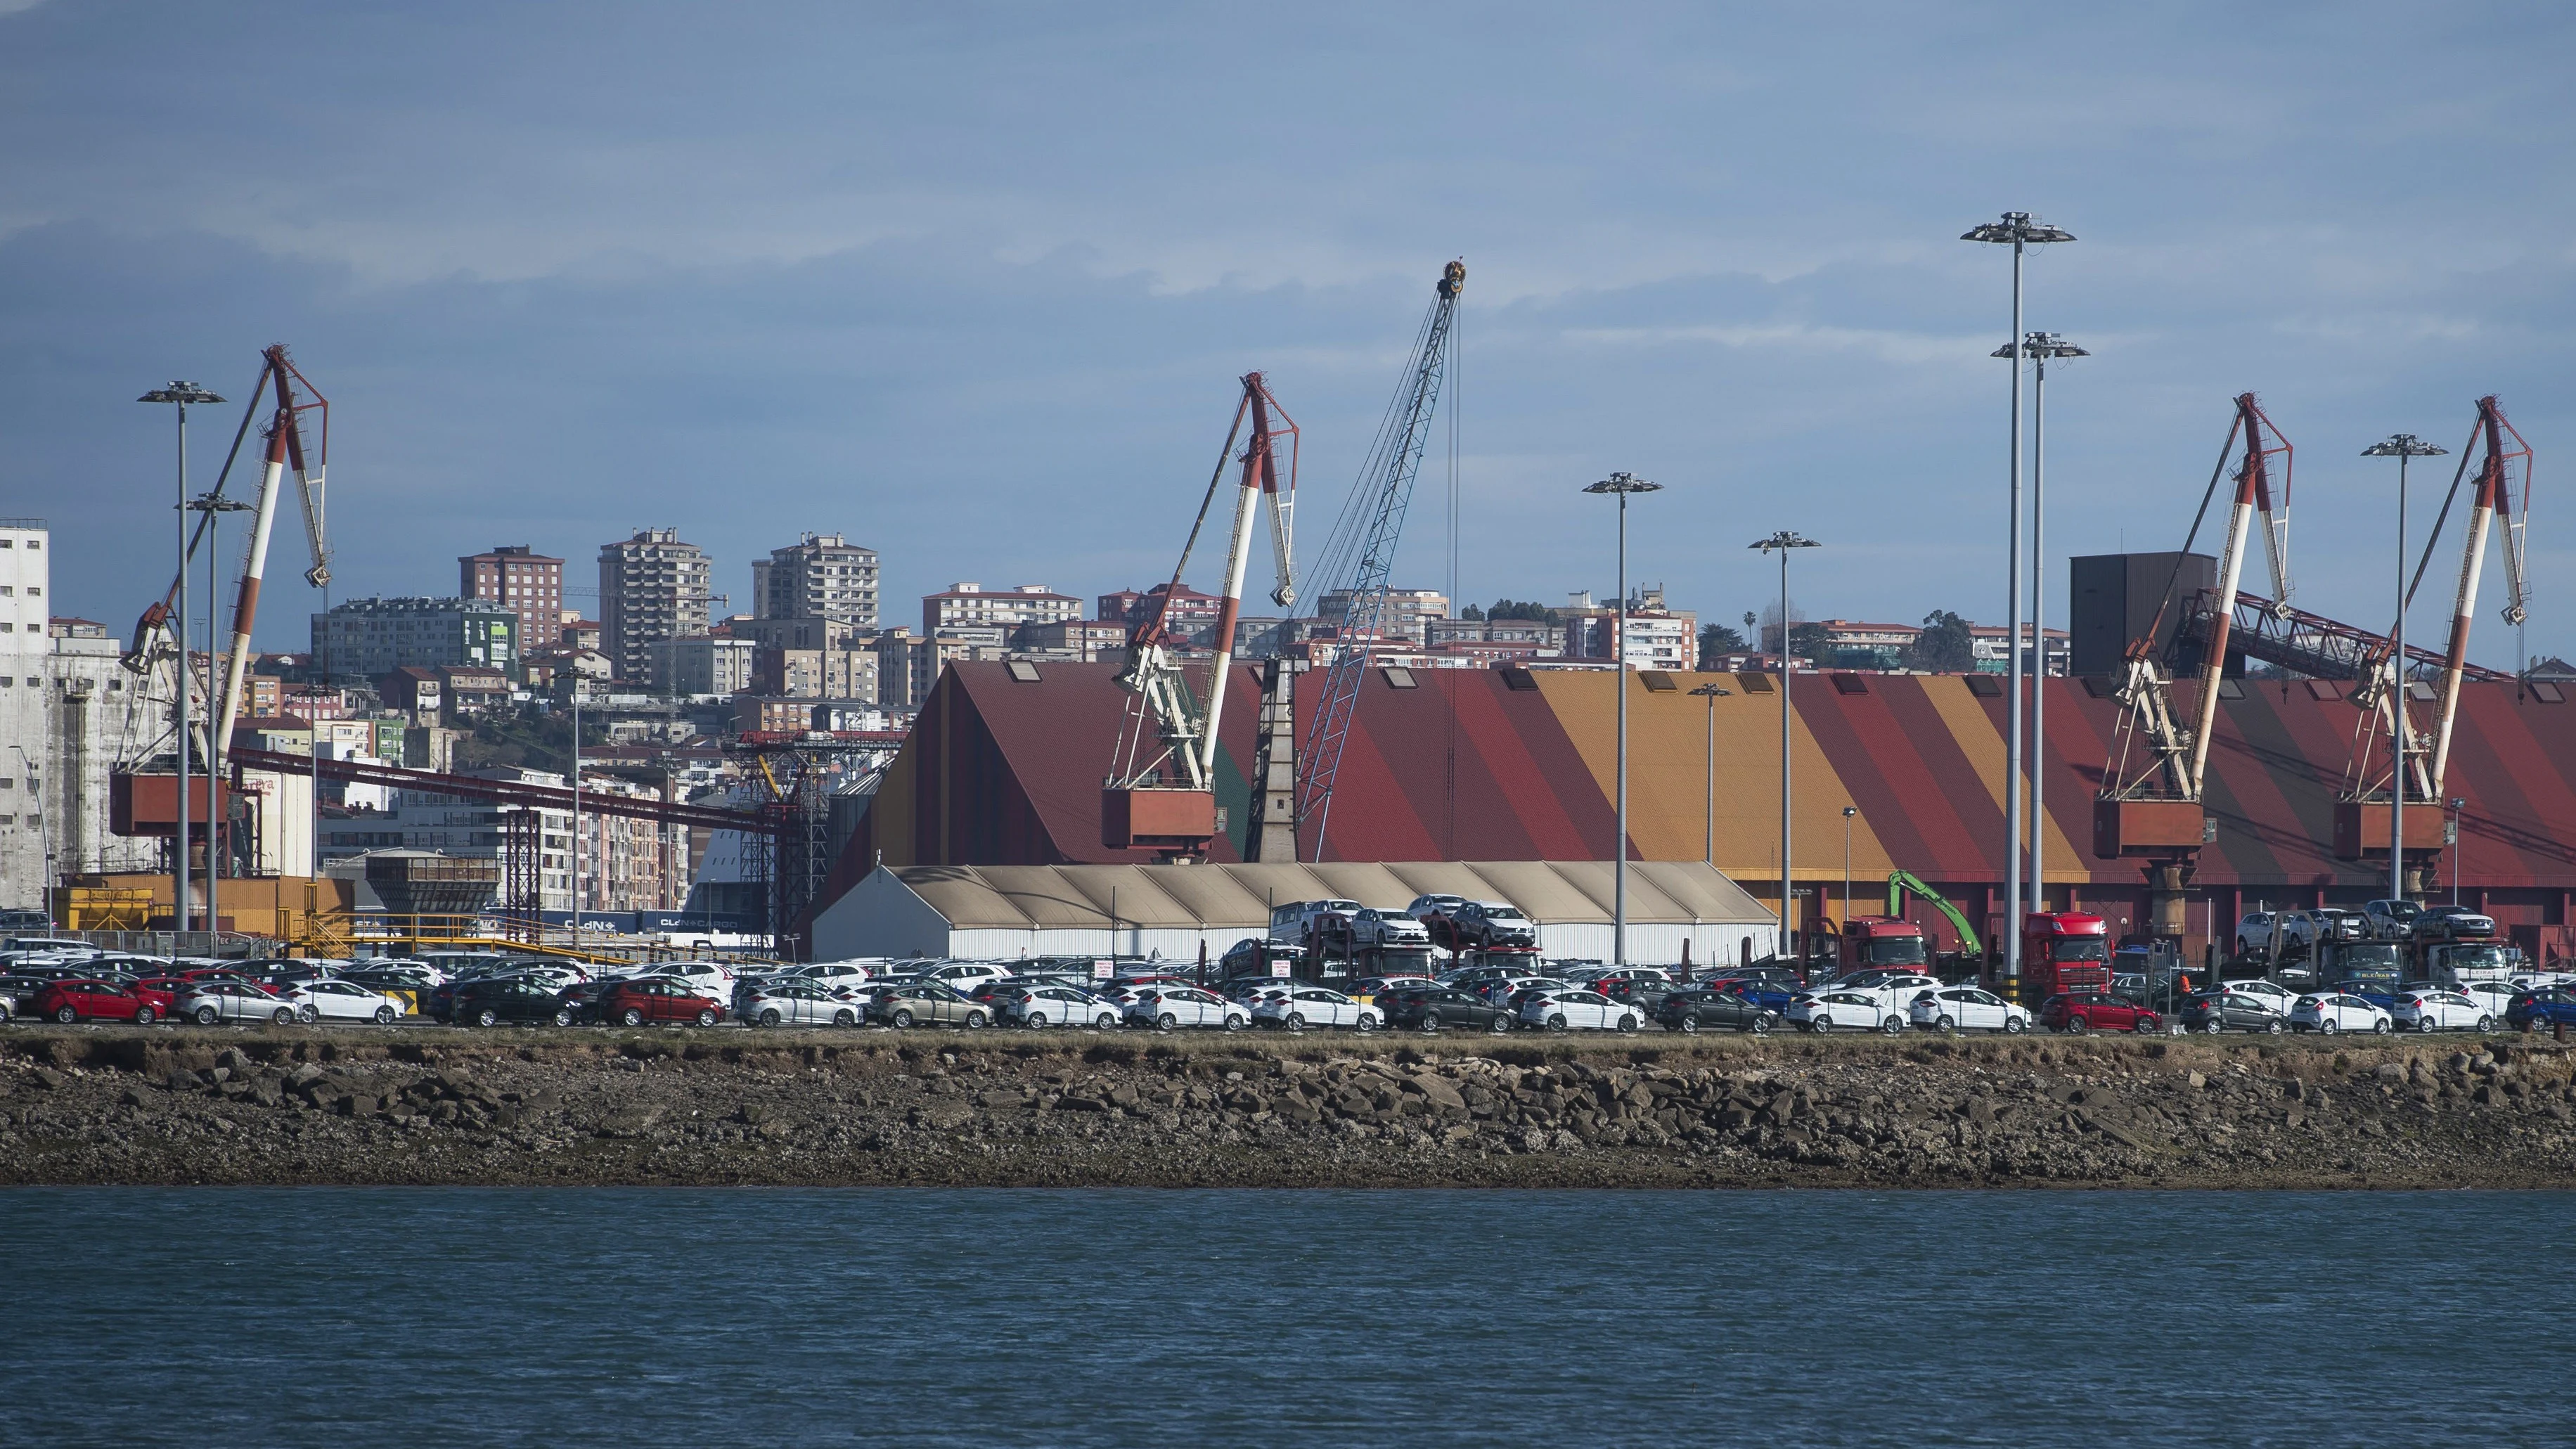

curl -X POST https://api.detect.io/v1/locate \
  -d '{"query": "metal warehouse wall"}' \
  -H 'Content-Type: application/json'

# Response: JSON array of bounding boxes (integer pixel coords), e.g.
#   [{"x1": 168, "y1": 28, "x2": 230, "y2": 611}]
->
[{"x1": 813, "y1": 662, "x2": 2576, "y2": 948}]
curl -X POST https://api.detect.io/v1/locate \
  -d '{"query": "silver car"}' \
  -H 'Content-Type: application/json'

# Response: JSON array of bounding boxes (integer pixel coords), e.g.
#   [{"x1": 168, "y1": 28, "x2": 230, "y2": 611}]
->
[
  {"x1": 179, "y1": 981, "x2": 299, "y2": 1026},
  {"x1": 741, "y1": 982, "x2": 863, "y2": 1027}
]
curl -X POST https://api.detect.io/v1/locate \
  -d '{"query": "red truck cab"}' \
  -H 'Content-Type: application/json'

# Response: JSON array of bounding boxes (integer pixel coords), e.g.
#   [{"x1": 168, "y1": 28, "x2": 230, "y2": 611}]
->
[
  {"x1": 2023, "y1": 913, "x2": 2113, "y2": 1001},
  {"x1": 1839, "y1": 917, "x2": 1931, "y2": 974}
]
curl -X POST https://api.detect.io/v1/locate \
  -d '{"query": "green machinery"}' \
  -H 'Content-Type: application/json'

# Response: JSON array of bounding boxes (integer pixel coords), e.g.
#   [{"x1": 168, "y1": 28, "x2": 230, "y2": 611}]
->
[{"x1": 1886, "y1": 869, "x2": 1986, "y2": 965}]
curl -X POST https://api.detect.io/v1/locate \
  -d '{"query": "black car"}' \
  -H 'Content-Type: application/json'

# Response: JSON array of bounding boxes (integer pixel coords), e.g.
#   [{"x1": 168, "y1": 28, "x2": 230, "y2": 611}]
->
[
  {"x1": 449, "y1": 977, "x2": 577, "y2": 1028},
  {"x1": 2179, "y1": 988, "x2": 2287, "y2": 1034},
  {"x1": 1377, "y1": 984, "x2": 1516, "y2": 1033},
  {"x1": 1654, "y1": 986, "x2": 1775, "y2": 1035},
  {"x1": 1598, "y1": 974, "x2": 1685, "y2": 1017}
]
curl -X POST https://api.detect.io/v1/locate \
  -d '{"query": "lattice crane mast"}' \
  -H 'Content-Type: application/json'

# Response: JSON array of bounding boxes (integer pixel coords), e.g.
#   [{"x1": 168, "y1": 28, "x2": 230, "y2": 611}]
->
[
  {"x1": 1102, "y1": 372, "x2": 1298, "y2": 859},
  {"x1": 1292, "y1": 259, "x2": 1463, "y2": 861}
]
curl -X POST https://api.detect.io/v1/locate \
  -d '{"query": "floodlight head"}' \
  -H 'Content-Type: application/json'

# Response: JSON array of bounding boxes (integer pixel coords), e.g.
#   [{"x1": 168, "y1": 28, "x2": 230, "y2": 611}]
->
[
  {"x1": 2450, "y1": 797, "x2": 2466, "y2": 810},
  {"x1": 1749, "y1": 530, "x2": 1820, "y2": 553},
  {"x1": 138, "y1": 382, "x2": 224, "y2": 406},
  {"x1": 2025, "y1": 333, "x2": 2089, "y2": 359},
  {"x1": 2362, "y1": 434, "x2": 2448, "y2": 458},
  {"x1": 1584, "y1": 471, "x2": 1663, "y2": 496},
  {"x1": 1843, "y1": 806, "x2": 1857, "y2": 818},
  {"x1": 1961, "y1": 212, "x2": 2075, "y2": 245},
  {"x1": 1689, "y1": 682, "x2": 1731, "y2": 697}
]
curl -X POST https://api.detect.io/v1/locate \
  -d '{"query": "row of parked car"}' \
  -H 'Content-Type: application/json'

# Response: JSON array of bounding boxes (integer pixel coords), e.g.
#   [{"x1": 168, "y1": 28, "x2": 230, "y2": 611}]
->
[{"x1": 2235, "y1": 901, "x2": 2497, "y2": 953}]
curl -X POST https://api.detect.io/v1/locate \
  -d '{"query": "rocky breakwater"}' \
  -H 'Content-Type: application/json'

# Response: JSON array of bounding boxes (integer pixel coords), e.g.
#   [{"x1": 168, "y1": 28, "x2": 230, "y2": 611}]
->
[{"x1": 2, "y1": 1028, "x2": 2573, "y2": 1188}]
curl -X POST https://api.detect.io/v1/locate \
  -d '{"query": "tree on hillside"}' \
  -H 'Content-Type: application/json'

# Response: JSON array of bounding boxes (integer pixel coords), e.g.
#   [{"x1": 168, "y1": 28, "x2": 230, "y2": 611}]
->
[
  {"x1": 1460, "y1": 603, "x2": 1486, "y2": 621},
  {"x1": 1907, "y1": 610, "x2": 1976, "y2": 673},
  {"x1": 1697, "y1": 621, "x2": 1747, "y2": 668},
  {"x1": 1486, "y1": 598, "x2": 1560, "y2": 624}
]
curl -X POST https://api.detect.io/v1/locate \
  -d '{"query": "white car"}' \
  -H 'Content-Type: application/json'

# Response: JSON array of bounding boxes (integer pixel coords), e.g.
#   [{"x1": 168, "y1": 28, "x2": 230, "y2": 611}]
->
[
  {"x1": 288, "y1": 979, "x2": 408, "y2": 1024},
  {"x1": 1908, "y1": 985, "x2": 2030, "y2": 1033},
  {"x1": 998, "y1": 984, "x2": 1121, "y2": 1029},
  {"x1": 1270, "y1": 899, "x2": 1361, "y2": 945},
  {"x1": 2291, "y1": 991, "x2": 2393, "y2": 1035},
  {"x1": 2214, "y1": 978, "x2": 2300, "y2": 1016},
  {"x1": 2234, "y1": 913, "x2": 2281, "y2": 955},
  {"x1": 1476, "y1": 974, "x2": 1554, "y2": 1005},
  {"x1": 2393, "y1": 988, "x2": 2494, "y2": 1033},
  {"x1": 640, "y1": 960, "x2": 736, "y2": 997},
  {"x1": 1125, "y1": 986, "x2": 1249, "y2": 1032},
  {"x1": 740, "y1": 982, "x2": 864, "y2": 1027},
  {"x1": 178, "y1": 981, "x2": 300, "y2": 1026},
  {"x1": 1405, "y1": 894, "x2": 1468, "y2": 923},
  {"x1": 1518, "y1": 987, "x2": 1637, "y2": 1033},
  {"x1": 1252, "y1": 986, "x2": 1381, "y2": 1032},
  {"x1": 1349, "y1": 908, "x2": 1431, "y2": 951},
  {"x1": 2460, "y1": 979, "x2": 2521, "y2": 1019},
  {"x1": 1793, "y1": 988, "x2": 1905, "y2": 1034}
]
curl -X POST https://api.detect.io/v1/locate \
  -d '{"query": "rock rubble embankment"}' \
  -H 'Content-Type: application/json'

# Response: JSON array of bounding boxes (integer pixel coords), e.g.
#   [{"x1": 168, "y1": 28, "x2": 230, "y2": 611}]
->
[{"x1": 4, "y1": 1027, "x2": 2572, "y2": 1188}]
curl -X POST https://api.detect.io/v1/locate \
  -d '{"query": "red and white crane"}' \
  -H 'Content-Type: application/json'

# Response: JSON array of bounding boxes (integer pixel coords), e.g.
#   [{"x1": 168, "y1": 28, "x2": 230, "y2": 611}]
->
[
  {"x1": 1102, "y1": 371, "x2": 1296, "y2": 856},
  {"x1": 211, "y1": 345, "x2": 330, "y2": 764},
  {"x1": 2422, "y1": 394, "x2": 2532, "y2": 792}
]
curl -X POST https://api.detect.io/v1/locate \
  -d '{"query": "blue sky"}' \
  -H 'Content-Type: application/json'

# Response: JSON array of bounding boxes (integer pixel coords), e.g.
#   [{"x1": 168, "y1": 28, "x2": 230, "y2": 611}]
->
[{"x1": 3, "y1": 1, "x2": 2569, "y2": 666}]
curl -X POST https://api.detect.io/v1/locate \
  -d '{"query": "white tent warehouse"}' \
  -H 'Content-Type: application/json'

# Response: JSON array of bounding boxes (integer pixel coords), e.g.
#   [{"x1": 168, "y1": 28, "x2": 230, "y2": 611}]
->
[{"x1": 810, "y1": 861, "x2": 1781, "y2": 967}]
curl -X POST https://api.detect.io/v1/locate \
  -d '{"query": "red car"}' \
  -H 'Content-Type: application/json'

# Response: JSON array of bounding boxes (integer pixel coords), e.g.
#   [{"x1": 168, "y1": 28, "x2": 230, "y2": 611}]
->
[
  {"x1": 2042, "y1": 991, "x2": 2162, "y2": 1035},
  {"x1": 36, "y1": 979, "x2": 162, "y2": 1025},
  {"x1": 129, "y1": 977, "x2": 188, "y2": 1016},
  {"x1": 601, "y1": 979, "x2": 724, "y2": 1027}
]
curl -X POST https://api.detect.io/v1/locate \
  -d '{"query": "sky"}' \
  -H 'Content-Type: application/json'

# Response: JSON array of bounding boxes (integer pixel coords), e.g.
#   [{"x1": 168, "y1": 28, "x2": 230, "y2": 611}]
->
[{"x1": 2, "y1": 1, "x2": 2570, "y2": 668}]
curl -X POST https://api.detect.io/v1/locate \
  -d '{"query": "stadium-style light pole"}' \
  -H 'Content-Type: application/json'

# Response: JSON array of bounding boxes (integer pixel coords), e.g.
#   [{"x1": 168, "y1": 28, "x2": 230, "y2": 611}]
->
[
  {"x1": 2449, "y1": 797, "x2": 2467, "y2": 906},
  {"x1": 1997, "y1": 331, "x2": 2089, "y2": 923},
  {"x1": 1585, "y1": 472, "x2": 1661, "y2": 967},
  {"x1": 139, "y1": 381, "x2": 224, "y2": 934},
  {"x1": 186, "y1": 491, "x2": 253, "y2": 932},
  {"x1": 1751, "y1": 531, "x2": 1820, "y2": 959},
  {"x1": 1962, "y1": 211, "x2": 2073, "y2": 995},
  {"x1": 1690, "y1": 681, "x2": 1731, "y2": 865},
  {"x1": 1843, "y1": 805, "x2": 1857, "y2": 932},
  {"x1": 2363, "y1": 433, "x2": 2445, "y2": 905}
]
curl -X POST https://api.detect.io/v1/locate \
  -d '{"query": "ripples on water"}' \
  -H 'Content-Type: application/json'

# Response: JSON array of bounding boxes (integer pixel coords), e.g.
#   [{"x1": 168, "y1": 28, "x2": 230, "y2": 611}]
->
[{"x1": 2, "y1": 1187, "x2": 2559, "y2": 1447}]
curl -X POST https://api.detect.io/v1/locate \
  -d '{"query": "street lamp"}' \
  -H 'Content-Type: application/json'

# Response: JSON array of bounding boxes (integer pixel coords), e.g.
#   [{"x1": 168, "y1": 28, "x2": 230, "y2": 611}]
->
[
  {"x1": 1962, "y1": 212, "x2": 2073, "y2": 994},
  {"x1": 1995, "y1": 331, "x2": 2088, "y2": 922},
  {"x1": 185, "y1": 491, "x2": 254, "y2": 932},
  {"x1": 1585, "y1": 472, "x2": 1662, "y2": 967},
  {"x1": 2449, "y1": 797, "x2": 2467, "y2": 906},
  {"x1": 1689, "y1": 681, "x2": 1731, "y2": 864},
  {"x1": 2363, "y1": 433, "x2": 2447, "y2": 905},
  {"x1": 139, "y1": 381, "x2": 224, "y2": 934},
  {"x1": 1842, "y1": 805, "x2": 1857, "y2": 932},
  {"x1": 1751, "y1": 530, "x2": 1820, "y2": 959}
]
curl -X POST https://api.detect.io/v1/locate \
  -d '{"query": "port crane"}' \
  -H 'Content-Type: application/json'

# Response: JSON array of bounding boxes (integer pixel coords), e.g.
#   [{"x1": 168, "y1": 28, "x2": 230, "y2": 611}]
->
[
  {"x1": 1294, "y1": 259, "x2": 1464, "y2": 861},
  {"x1": 118, "y1": 347, "x2": 330, "y2": 761},
  {"x1": 2337, "y1": 396, "x2": 2531, "y2": 874},
  {"x1": 2096, "y1": 393, "x2": 2292, "y2": 932},
  {"x1": 1102, "y1": 371, "x2": 1298, "y2": 858}
]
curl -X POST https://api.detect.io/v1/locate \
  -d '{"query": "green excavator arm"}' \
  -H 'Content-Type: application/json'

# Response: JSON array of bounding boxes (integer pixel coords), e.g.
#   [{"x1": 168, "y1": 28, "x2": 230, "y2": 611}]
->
[{"x1": 1886, "y1": 868, "x2": 1985, "y2": 960}]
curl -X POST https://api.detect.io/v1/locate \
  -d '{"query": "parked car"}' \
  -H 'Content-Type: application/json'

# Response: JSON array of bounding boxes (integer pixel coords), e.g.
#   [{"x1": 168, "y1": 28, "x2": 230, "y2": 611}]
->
[
  {"x1": 1791, "y1": 988, "x2": 1897, "y2": 1033},
  {"x1": 1453, "y1": 902, "x2": 1538, "y2": 951},
  {"x1": 1346, "y1": 907, "x2": 1431, "y2": 952},
  {"x1": 1907, "y1": 985, "x2": 2030, "y2": 1034},
  {"x1": 1374, "y1": 984, "x2": 1514, "y2": 1034},
  {"x1": 36, "y1": 979, "x2": 162, "y2": 1025},
  {"x1": 1405, "y1": 894, "x2": 1469, "y2": 924},
  {"x1": 997, "y1": 984, "x2": 1120, "y2": 1029},
  {"x1": 1519, "y1": 986, "x2": 1635, "y2": 1033},
  {"x1": 1252, "y1": 986, "x2": 1381, "y2": 1032},
  {"x1": 451, "y1": 979, "x2": 580, "y2": 1028},
  {"x1": 2179, "y1": 989, "x2": 2287, "y2": 1035},
  {"x1": 1269, "y1": 899, "x2": 1362, "y2": 945},
  {"x1": 2413, "y1": 906, "x2": 2498, "y2": 944},
  {"x1": 2233, "y1": 912, "x2": 2281, "y2": 955},
  {"x1": 2504, "y1": 987, "x2": 2576, "y2": 1032},
  {"x1": 2362, "y1": 899, "x2": 2423, "y2": 942},
  {"x1": 2393, "y1": 988, "x2": 2492, "y2": 1033},
  {"x1": 288, "y1": 979, "x2": 408, "y2": 1024},
  {"x1": 1597, "y1": 972, "x2": 1686, "y2": 1017},
  {"x1": 915, "y1": 961, "x2": 1008, "y2": 993},
  {"x1": 2284, "y1": 908, "x2": 2368, "y2": 948},
  {"x1": 2211, "y1": 977, "x2": 2301, "y2": 1017},
  {"x1": 1657, "y1": 987, "x2": 1777, "y2": 1035},
  {"x1": 176, "y1": 980, "x2": 296, "y2": 1026},
  {"x1": 2040, "y1": 992, "x2": 2163, "y2": 1034},
  {"x1": 864, "y1": 981, "x2": 988, "y2": 1029},
  {"x1": 740, "y1": 982, "x2": 864, "y2": 1027},
  {"x1": 1219, "y1": 937, "x2": 1308, "y2": 980},
  {"x1": 2460, "y1": 979, "x2": 2521, "y2": 1021},
  {"x1": 1348, "y1": 973, "x2": 1437, "y2": 1003},
  {"x1": 2290, "y1": 991, "x2": 2394, "y2": 1035},
  {"x1": 1702, "y1": 967, "x2": 1805, "y2": 1015},
  {"x1": 1125, "y1": 986, "x2": 1249, "y2": 1032}
]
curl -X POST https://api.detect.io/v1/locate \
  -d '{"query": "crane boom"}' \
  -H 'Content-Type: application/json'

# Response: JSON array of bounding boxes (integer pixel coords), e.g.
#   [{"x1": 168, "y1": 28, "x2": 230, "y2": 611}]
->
[
  {"x1": 2427, "y1": 395, "x2": 2532, "y2": 793},
  {"x1": 2184, "y1": 394, "x2": 2291, "y2": 797},
  {"x1": 1293, "y1": 259, "x2": 1464, "y2": 861},
  {"x1": 213, "y1": 345, "x2": 328, "y2": 765}
]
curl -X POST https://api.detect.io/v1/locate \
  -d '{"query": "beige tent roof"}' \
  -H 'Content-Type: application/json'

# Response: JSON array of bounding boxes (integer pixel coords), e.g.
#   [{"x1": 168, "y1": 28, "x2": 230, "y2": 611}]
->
[{"x1": 889, "y1": 861, "x2": 1771, "y2": 932}]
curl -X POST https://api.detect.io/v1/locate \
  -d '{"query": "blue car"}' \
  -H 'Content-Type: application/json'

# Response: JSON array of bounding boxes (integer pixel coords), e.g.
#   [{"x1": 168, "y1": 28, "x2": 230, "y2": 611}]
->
[
  {"x1": 1702, "y1": 969, "x2": 1802, "y2": 1015},
  {"x1": 2506, "y1": 988, "x2": 2576, "y2": 1031},
  {"x1": 2332, "y1": 977, "x2": 2404, "y2": 1013}
]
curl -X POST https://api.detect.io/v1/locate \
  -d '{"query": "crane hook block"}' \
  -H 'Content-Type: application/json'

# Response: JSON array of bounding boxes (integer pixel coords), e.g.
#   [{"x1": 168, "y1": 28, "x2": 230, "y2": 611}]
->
[{"x1": 1438, "y1": 260, "x2": 1466, "y2": 297}]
